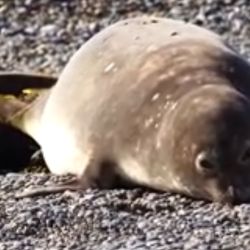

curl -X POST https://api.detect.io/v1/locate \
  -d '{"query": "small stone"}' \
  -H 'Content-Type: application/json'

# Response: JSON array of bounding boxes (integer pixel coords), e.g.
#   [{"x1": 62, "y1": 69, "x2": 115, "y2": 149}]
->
[{"x1": 40, "y1": 24, "x2": 57, "y2": 37}]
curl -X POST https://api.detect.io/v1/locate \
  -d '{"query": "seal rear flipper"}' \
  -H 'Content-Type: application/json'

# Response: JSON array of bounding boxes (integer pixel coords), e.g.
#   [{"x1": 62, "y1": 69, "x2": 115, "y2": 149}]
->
[
  {"x1": 16, "y1": 158, "x2": 120, "y2": 198},
  {"x1": 15, "y1": 177, "x2": 89, "y2": 198},
  {"x1": 15, "y1": 160, "x2": 99, "y2": 198}
]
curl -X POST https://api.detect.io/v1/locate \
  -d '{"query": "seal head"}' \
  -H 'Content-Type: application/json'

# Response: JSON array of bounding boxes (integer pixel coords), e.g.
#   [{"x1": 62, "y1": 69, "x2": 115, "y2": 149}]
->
[{"x1": 162, "y1": 84, "x2": 250, "y2": 203}]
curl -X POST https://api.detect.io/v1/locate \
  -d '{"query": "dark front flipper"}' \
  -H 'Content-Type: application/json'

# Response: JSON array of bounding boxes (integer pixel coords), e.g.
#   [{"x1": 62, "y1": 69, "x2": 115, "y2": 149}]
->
[
  {"x1": 0, "y1": 124, "x2": 40, "y2": 174},
  {"x1": 0, "y1": 72, "x2": 57, "y2": 95}
]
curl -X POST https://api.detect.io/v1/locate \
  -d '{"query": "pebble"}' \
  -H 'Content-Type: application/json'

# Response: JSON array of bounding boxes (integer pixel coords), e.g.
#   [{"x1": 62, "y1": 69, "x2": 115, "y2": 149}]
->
[{"x1": 40, "y1": 24, "x2": 57, "y2": 37}]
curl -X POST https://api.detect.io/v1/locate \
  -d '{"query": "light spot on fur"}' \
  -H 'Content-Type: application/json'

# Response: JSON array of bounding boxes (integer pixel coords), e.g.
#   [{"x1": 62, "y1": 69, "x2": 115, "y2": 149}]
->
[
  {"x1": 151, "y1": 93, "x2": 160, "y2": 102},
  {"x1": 182, "y1": 146, "x2": 189, "y2": 158},
  {"x1": 163, "y1": 102, "x2": 171, "y2": 110},
  {"x1": 147, "y1": 44, "x2": 158, "y2": 53},
  {"x1": 104, "y1": 62, "x2": 117, "y2": 73},
  {"x1": 191, "y1": 144, "x2": 198, "y2": 153},
  {"x1": 156, "y1": 140, "x2": 161, "y2": 149},
  {"x1": 193, "y1": 95, "x2": 215, "y2": 108},
  {"x1": 172, "y1": 176, "x2": 182, "y2": 189},
  {"x1": 137, "y1": 61, "x2": 157, "y2": 82},
  {"x1": 181, "y1": 75, "x2": 191, "y2": 83},
  {"x1": 193, "y1": 97, "x2": 201, "y2": 104},
  {"x1": 158, "y1": 74, "x2": 169, "y2": 81},
  {"x1": 154, "y1": 123, "x2": 159, "y2": 129},
  {"x1": 169, "y1": 102, "x2": 177, "y2": 111},
  {"x1": 144, "y1": 117, "x2": 154, "y2": 128},
  {"x1": 168, "y1": 71, "x2": 175, "y2": 77},
  {"x1": 165, "y1": 95, "x2": 171, "y2": 100},
  {"x1": 135, "y1": 140, "x2": 141, "y2": 153},
  {"x1": 156, "y1": 112, "x2": 162, "y2": 118}
]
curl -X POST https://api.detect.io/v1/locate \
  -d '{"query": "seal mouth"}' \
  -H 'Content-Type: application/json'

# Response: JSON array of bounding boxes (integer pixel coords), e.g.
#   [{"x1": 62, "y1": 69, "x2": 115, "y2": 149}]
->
[
  {"x1": 215, "y1": 185, "x2": 235, "y2": 206},
  {"x1": 202, "y1": 178, "x2": 236, "y2": 205},
  {"x1": 206, "y1": 177, "x2": 250, "y2": 205}
]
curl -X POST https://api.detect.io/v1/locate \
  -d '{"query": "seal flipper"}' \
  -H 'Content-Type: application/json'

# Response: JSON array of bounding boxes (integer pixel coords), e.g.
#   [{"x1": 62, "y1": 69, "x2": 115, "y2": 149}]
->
[
  {"x1": 15, "y1": 177, "x2": 88, "y2": 198},
  {"x1": 15, "y1": 158, "x2": 119, "y2": 198},
  {"x1": 0, "y1": 72, "x2": 57, "y2": 95}
]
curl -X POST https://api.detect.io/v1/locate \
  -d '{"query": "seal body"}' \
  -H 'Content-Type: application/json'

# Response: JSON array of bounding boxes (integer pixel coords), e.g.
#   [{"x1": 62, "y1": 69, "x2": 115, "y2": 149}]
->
[{"x1": 20, "y1": 17, "x2": 250, "y2": 203}]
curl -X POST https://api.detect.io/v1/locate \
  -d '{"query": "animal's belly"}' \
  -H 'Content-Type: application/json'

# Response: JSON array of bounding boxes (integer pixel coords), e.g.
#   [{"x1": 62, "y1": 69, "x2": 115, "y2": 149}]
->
[{"x1": 39, "y1": 122, "x2": 90, "y2": 176}]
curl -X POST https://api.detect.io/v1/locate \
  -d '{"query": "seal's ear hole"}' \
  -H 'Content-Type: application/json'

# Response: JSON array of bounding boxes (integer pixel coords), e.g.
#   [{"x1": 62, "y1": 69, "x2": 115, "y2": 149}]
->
[
  {"x1": 239, "y1": 145, "x2": 250, "y2": 165},
  {"x1": 195, "y1": 152, "x2": 216, "y2": 176}
]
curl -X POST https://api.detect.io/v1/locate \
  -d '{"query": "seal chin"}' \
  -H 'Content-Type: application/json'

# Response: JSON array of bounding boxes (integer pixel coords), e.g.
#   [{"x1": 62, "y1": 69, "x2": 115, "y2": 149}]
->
[
  {"x1": 200, "y1": 171, "x2": 250, "y2": 204},
  {"x1": 202, "y1": 178, "x2": 236, "y2": 205},
  {"x1": 212, "y1": 186, "x2": 235, "y2": 205}
]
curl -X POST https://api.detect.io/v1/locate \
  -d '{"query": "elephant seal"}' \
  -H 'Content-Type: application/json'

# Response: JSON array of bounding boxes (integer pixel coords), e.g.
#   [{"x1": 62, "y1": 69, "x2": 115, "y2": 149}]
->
[
  {"x1": 0, "y1": 72, "x2": 56, "y2": 172},
  {"x1": 0, "y1": 72, "x2": 57, "y2": 138},
  {"x1": 12, "y1": 17, "x2": 250, "y2": 204}
]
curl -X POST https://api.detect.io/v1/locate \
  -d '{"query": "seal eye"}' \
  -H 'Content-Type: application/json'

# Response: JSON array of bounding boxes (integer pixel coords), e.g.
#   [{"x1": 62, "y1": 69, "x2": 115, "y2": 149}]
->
[
  {"x1": 195, "y1": 152, "x2": 217, "y2": 176},
  {"x1": 239, "y1": 145, "x2": 250, "y2": 165}
]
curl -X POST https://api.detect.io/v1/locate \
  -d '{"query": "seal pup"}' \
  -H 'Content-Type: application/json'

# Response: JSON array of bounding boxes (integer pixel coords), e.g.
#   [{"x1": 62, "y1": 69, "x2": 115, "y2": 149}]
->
[
  {"x1": 13, "y1": 17, "x2": 250, "y2": 204},
  {"x1": 0, "y1": 72, "x2": 56, "y2": 172},
  {"x1": 0, "y1": 71, "x2": 57, "y2": 139}
]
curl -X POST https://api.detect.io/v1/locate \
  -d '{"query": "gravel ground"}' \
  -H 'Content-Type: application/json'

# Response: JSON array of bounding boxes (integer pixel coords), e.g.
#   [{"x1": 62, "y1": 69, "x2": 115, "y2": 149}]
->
[{"x1": 1, "y1": 0, "x2": 250, "y2": 249}]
